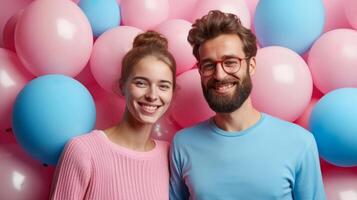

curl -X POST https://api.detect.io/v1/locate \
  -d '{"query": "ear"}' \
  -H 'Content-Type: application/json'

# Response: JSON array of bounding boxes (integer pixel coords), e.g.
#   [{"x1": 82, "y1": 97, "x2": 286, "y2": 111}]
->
[{"x1": 247, "y1": 57, "x2": 256, "y2": 76}]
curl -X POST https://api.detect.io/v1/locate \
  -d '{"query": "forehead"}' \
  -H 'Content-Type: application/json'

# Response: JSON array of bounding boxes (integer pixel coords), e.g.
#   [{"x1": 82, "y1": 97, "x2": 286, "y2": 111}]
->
[
  {"x1": 130, "y1": 56, "x2": 173, "y2": 82},
  {"x1": 198, "y1": 34, "x2": 244, "y2": 60}
]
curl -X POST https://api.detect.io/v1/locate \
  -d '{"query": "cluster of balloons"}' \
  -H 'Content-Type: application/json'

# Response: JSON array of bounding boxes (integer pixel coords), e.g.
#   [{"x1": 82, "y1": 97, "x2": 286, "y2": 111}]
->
[{"x1": 1, "y1": 0, "x2": 357, "y2": 199}]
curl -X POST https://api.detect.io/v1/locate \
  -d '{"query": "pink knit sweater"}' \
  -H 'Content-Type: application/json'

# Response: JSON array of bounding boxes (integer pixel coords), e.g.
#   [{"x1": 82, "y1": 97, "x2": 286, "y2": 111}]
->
[{"x1": 50, "y1": 130, "x2": 170, "y2": 200}]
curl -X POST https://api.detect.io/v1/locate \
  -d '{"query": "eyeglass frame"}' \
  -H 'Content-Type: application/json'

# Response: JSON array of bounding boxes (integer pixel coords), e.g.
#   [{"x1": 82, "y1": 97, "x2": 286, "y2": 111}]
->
[{"x1": 196, "y1": 56, "x2": 249, "y2": 77}]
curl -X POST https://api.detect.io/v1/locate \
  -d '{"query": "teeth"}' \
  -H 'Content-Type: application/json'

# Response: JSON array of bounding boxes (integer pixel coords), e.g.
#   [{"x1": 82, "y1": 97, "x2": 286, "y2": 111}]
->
[
  {"x1": 141, "y1": 104, "x2": 158, "y2": 113},
  {"x1": 215, "y1": 83, "x2": 234, "y2": 91}
]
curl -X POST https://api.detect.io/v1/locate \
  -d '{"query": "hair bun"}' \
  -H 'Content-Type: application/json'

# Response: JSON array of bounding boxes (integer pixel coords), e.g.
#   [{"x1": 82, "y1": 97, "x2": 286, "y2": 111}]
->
[{"x1": 133, "y1": 30, "x2": 168, "y2": 50}]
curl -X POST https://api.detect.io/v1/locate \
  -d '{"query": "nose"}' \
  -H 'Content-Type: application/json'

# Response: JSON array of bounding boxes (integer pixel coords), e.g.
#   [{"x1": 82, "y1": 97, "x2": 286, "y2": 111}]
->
[
  {"x1": 145, "y1": 86, "x2": 158, "y2": 102},
  {"x1": 213, "y1": 62, "x2": 227, "y2": 80}
]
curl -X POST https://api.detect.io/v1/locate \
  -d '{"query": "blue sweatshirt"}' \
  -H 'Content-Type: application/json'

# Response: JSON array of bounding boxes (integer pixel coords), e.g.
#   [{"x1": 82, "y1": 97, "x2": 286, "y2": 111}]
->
[{"x1": 170, "y1": 113, "x2": 326, "y2": 200}]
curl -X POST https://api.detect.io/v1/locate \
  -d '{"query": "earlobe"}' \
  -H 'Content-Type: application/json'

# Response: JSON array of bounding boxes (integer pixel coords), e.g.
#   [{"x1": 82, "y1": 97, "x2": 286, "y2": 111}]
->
[{"x1": 248, "y1": 57, "x2": 256, "y2": 76}]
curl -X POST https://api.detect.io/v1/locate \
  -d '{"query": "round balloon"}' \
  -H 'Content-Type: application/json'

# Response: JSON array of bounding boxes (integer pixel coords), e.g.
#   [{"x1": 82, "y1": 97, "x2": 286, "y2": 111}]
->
[
  {"x1": 3, "y1": 10, "x2": 23, "y2": 52},
  {"x1": 88, "y1": 83, "x2": 126, "y2": 130},
  {"x1": 251, "y1": 46, "x2": 313, "y2": 122},
  {"x1": 0, "y1": 0, "x2": 32, "y2": 47},
  {"x1": 323, "y1": 0, "x2": 350, "y2": 32},
  {"x1": 190, "y1": 0, "x2": 250, "y2": 28},
  {"x1": 155, "y1": 19, "x2": 195, "y2": 75},
  {"x1": 308, "y1": 29, "x2": 357, "y2": 94},
  {"x1": 121, "y1": 0, "x2": 169, "y2": 30},
  {"x1": 322, "y1": 163, "x2": 357, "y2": 200},
  {"x1": 344, "y1": 0, "x2": 357, "y2": 30},
  {"x1": 12, "y1": 74, "x2": 96, "y2": 165},
  {"x1": 310, "y1": 88, "x2": 357, "y2": 167},
  {"x1": 254, "y1": 0, "x2": 325, "y2": 55},
  {"x1": 171, "y1": 69, "x2": 214, "y2": 127},
  {"x1": 90, "y1": 26, "x2": 142, "y2": 93},
  {"x1": 151, "y1": 111, "x2": 182, "y2": 143},
  {"x1": 294, "y1": 87, "x2": 323, "y2": 130},
  {"x1": 0, "y1": 144, "x2": 52, "y2": 200},
  {"x1": 0, "y1": 48, "x2": 33, "y2": 133},
  {"x1": 167, "y1": 0, "x2": 198, "y2": 21},
  {"x1": 15, "y1": 0, "x2": 93, "y2": 77},
  {"x1": 79, "y1": 0, "x2": 120, "y2": 37}
]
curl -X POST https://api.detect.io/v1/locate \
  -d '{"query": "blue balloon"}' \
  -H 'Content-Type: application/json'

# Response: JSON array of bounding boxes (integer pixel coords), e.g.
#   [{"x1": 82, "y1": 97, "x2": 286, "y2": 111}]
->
[
  {"x1": 79, "y1": 0, "x2": 120, "y2": 37},
  {"x1": 12, "y1": 74, "x2": 96, "y2": 165},
  {"x1": 309, "y1": 88, "x2": 357, "y2": 167},
  {"x1": 254, "y1": 0, "x2": 325, "y2": 55}
]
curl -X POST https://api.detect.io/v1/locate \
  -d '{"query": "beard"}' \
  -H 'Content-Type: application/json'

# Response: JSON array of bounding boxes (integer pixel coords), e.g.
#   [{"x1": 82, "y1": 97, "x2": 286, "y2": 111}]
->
[{"x1": 202, "y1": 68, "x2": 252, "y2": 113}]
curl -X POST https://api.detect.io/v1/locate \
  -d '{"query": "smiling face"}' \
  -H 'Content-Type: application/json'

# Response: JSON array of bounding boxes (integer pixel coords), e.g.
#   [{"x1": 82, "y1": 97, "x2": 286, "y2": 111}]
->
[
  {"x1": 123, "y1": 56, "x2": 174, "y2": 124},
  {"x1": 198, "y1": 34, "x2": 256, "y2": 113}
]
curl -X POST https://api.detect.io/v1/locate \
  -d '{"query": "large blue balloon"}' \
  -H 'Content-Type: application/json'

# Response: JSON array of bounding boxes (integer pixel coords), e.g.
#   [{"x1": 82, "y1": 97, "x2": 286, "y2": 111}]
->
[
  {"x1": 79, "y1": 0, "x2": 120, "y2": 37},
  {"x1": 12, "y1": 74, "x2": 96, "y2": 165},
  {"x1": 309, "y1": 88, "x2": 357, "y2": 167},
  {"x1": 254, "y1": 0, "x2": 325, "y2": 55}
]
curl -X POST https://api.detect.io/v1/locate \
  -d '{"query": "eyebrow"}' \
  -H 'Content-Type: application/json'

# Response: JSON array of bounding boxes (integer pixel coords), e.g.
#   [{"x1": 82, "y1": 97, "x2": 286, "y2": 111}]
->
[
  {"x1": 200, "y1": 54, "x2": 241, "y2": 62},
  {"x1": 132, "y1": 76, "x2": 173, "y2": 85}
]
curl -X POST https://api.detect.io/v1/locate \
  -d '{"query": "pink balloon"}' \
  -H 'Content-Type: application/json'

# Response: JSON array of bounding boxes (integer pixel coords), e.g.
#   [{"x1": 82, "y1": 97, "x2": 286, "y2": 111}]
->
[
  {"x1": 251, "y1": 46, "x2": 313, "y2": 122},
  {"x1": 344, "y1": 0, "x2": 357, "y2": 30},
  {"x1": 190, "y1": 0, "x2": 250, "y2": 28},
  {"x1": 151, "y1": 111, "x2": 182, "y2": 143},
  {"x1": 294, "y1": 87, "x2": 323, "y2": 130},
  {"x1": 155, "y1": 19, "x2": 196, "y2": 75},
  {"x1": 3, "y1": 11, "x2": 23, "y2": 52},
  {"x1": 0, "y1": 0, "x2": 32, "y2": 47},
  {"x1": 121, "y1": 0, "x2": 169, "y2": 30},
  {"x1": 90, "y1": 26, "x2": 142, "y2": 93},
  {"x1": 244, "y1": 0, "x2": 259, "y2": 28},
  {"x1": 0, "y1": 143, "x2": 53, "y2": 200},
  {"x1": 0, "y1": 130, "x2": 17, "y2": 144},
  {"x1": 167, "y1": 0, "x2": 199, "y2": 21},
  {"x1": 0, "y1": 48, "x2": 33, "y2": 133},
  {"x1": 171, "y1": 69, "x2": 215, "y2": 127},
  {"x1": 88, "y1": 84, "x2": 126, "y2": 130},
  {"x1": 15, "y1": 0, "x2": 93, "y2": 77},
  {"x1": 322, "y1": 162, "x2": 357, "y2": 200},
  {"x1": 74, "y1": 63, "x2": 96, "y2": 88},
  {"x1": 323, "y1": 0, "x2": 351, "y2": 32},
  {"x1": 308, "y1": 29, "x2": 357, "y2": 94}
]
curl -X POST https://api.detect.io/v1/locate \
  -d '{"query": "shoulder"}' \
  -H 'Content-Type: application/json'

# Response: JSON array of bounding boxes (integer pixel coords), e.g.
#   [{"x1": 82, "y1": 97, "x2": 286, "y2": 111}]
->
[
  {"x1": 263, "y1": 113, "x2": 317, "y2": 153},
  {"x1": 172, "y1": 120, "x2": 210, "y2": 145},
  {"x1": 63, "y1": 130, "x2": 103, "y2": 155}
]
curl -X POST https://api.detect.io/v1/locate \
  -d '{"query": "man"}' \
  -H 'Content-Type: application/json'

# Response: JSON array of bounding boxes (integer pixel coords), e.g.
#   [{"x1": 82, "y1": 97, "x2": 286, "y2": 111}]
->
[{"x1": 169, "y1": 10, "x2": 325, "y2": 200}]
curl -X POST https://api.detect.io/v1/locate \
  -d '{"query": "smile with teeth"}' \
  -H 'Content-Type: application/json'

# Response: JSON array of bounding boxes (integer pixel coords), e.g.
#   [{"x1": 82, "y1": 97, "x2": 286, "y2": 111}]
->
[
  {"x1": 138, "y1": 102, "x2": 160, "y2": 114},
  {"x1": 214, "y1": 83, "x2": 235, "y2": 93}
]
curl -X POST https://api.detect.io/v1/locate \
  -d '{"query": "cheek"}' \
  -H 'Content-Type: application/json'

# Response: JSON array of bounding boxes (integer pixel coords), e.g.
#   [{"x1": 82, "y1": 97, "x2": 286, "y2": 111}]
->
[{"x1": 162, "y1": 92, "x2": 174, "y2": 104}]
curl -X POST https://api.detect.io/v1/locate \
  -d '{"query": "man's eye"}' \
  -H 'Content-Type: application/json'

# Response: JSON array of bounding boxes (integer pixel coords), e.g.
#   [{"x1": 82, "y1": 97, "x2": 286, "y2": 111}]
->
[{"x1": 202, "y1": 63, "x2": 215, "y2": 69}]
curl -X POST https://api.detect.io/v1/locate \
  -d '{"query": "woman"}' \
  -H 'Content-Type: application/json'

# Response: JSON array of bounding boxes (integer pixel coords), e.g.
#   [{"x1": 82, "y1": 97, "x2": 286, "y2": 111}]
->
[{"x1": 50, "y1": 31, "x2": 176, "y2": 200}]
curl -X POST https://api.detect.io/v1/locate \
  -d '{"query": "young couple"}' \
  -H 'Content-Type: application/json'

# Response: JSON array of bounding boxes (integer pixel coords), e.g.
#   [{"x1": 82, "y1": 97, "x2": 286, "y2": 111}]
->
[{"x1": 51, "y1": 10, "x2": 326, "y2": 200}]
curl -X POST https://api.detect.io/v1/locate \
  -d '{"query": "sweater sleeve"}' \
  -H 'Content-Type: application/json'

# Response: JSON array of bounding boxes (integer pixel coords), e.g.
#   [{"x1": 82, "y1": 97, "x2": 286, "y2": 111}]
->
[
  {"x1": 292, "y1": 137, "x2": 326, "y2": 200},
  {"x1": 50, "y1": 138, "x2": 92, "y2": 200},
  {"x1": 169, "y1": 139, "x2": 189, "y2": 200}
]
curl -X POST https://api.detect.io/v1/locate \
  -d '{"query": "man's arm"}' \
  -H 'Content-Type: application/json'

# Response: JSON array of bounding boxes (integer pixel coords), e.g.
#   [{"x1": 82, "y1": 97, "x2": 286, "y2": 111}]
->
[
  {"x1": 293, "y1": 138, "x2": 326, "y2": 200},
  {"x1": 169, "y1": 139, "x2": 189, "y2": 200}
]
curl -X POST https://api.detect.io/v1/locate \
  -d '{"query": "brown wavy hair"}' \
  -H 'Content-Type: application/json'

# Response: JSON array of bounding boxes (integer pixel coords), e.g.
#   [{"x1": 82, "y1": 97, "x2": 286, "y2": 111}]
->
[{"x1": 188, "y1": 10, "x2": 257, "y2": 60}]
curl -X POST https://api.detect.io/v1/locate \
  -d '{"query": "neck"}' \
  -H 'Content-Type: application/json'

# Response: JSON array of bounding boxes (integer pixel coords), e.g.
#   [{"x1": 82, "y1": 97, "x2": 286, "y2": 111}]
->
[
  {"x1": 104, "y1": 110, "x2": 155, "y2": 151},
  {"x1": 213, "y1": 97, "x2": 261, "y2": 132}
]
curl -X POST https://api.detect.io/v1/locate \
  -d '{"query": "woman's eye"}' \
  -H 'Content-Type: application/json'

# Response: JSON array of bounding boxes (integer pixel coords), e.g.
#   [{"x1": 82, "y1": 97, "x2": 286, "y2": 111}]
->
[
  {"x1": 159, "y1": 85, "x2": 171, "y2": 90},
  {"x1": 135, "y1": 81, "x2": 147, "y2": 87}
]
